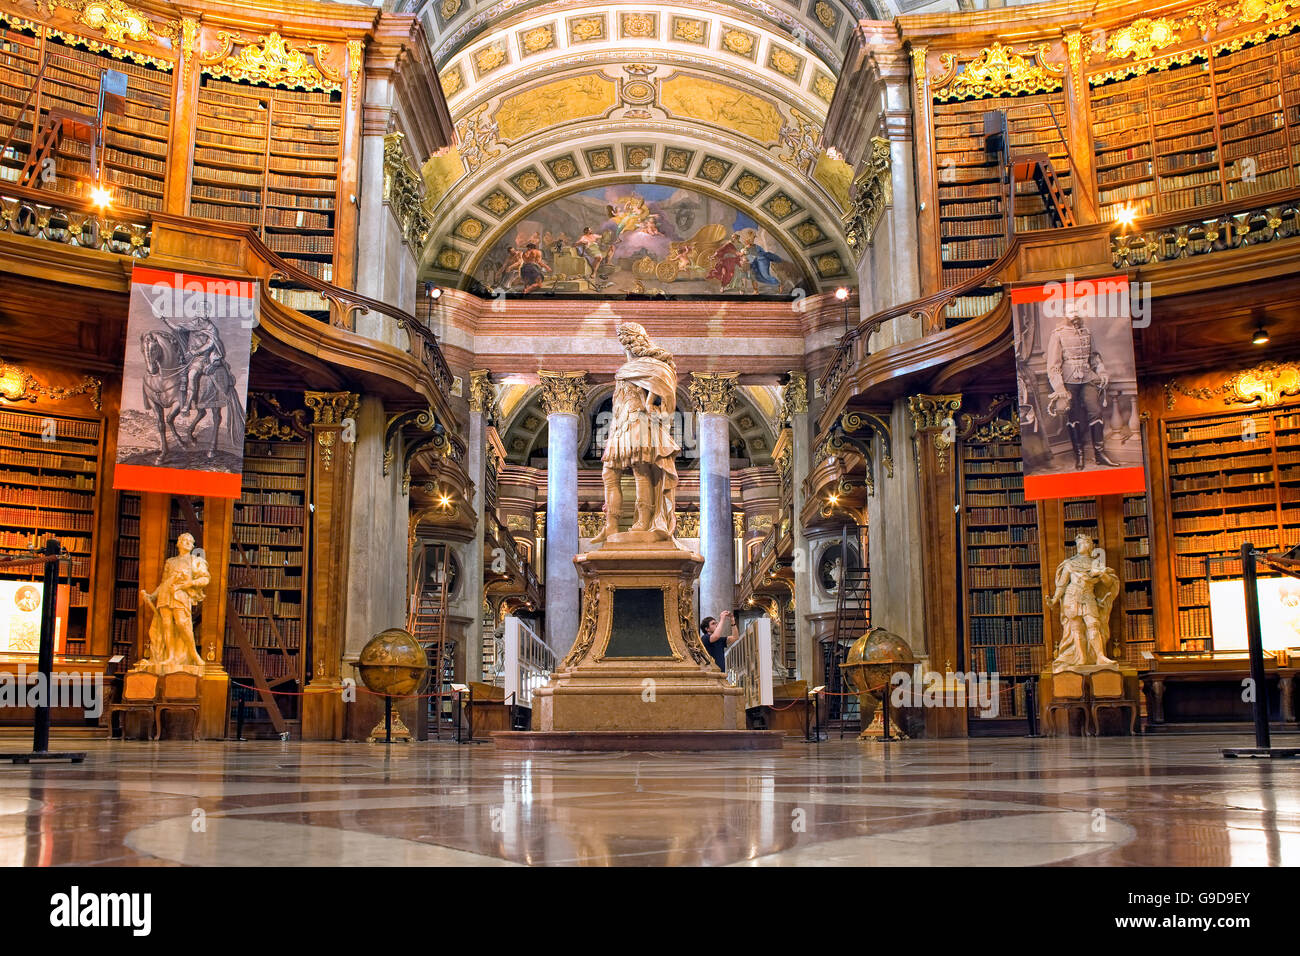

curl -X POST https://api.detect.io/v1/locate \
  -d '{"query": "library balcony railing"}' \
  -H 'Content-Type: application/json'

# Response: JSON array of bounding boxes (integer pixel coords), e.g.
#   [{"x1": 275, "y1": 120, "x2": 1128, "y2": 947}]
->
[
  {"x1": 1111, "y1": 192, "x2": 1300, "y2": 269},
  {"x1": 815, "y1": 220, "x2": 1122, "y2": 436},
  {"x1": 0, "y1": 182, "x2": 457, "y2": 411},
  {"x1": 0, "y1": 182, "x2": 150, "y2": 257}
]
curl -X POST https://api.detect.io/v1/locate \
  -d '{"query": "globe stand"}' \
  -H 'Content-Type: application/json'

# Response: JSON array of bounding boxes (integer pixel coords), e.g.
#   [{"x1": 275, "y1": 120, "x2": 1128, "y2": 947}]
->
[{"x1": 366, "y1": 695, "x2": 412, "y2": 744}]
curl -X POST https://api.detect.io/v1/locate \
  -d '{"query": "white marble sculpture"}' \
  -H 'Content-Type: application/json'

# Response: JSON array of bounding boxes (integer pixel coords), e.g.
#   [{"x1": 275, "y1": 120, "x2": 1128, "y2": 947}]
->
[
  {"x1": 591, "y1": 322, "x2": 680, "y2": 544},
  {"x1": 136, "y1": 532, "x2": 209, "y2": 676},
  {"x1": 1047, "y1": 533, "x2": 1120, "y2": 673}
]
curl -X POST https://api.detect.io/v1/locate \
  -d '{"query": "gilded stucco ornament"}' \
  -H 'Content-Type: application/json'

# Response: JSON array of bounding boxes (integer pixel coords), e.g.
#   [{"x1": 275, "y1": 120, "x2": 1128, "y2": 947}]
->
[
  {"x1": 204, "y1": 31, "x2": 337, "y2": 92},
  {"x1": 908, "y1": 394, "x2": 962, "y2": 475},
  {"x1": 782, "y1": 370, "x2": 808, "y2": 422},
  {"x1": 1166, "y1": 362, "x2": 1300, "y2": 409},
  {"x1": 842, "y1": 136, "x2": 892, "y2": 255},
  {"x1": 538, "y1": 370, "x2": 590, "y2": 416},
  {"x1": 689, "y1": 371, "x2": 739, "y2": 416},
  {"x1": 934, "y1": 43, "x2": 1061, "y2": 101},
  {"x1": 383, "y1": 132, "x2": 434, "y2": 250},
  {"x1": 1106, "y1": 17, "x2": 1182, "y2": 60}
]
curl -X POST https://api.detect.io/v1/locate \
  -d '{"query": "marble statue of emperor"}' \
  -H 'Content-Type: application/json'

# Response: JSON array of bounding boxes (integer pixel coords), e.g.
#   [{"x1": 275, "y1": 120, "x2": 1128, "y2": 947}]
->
[{"x1": 592, "y1": 322, "x2": 680, "y2": 544}]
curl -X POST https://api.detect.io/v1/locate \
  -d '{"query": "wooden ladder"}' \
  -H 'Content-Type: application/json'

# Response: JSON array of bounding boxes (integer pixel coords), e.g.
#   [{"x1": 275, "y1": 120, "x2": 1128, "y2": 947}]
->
[
  {"x1": 826, "y1": 527, "x2": 870, "y2": 737},
  {"x1": 413, "y1": 544, "x2": 452, "y2": 736},
  {"x1": 1010, "y1": 152, "x2": 1076, "y2": 229}
]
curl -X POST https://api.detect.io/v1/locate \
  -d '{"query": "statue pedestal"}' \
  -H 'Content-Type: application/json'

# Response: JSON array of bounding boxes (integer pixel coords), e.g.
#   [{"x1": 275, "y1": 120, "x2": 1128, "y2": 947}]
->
[{"x1": 530, "y1": 541, "x2": 746, "y2": 734}]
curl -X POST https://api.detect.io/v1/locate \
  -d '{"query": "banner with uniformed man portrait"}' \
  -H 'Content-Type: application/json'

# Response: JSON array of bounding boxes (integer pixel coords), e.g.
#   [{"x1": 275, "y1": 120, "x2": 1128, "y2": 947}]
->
[{"x1": 1010, "y1": 275, "x2": 1146, "y2": 501}]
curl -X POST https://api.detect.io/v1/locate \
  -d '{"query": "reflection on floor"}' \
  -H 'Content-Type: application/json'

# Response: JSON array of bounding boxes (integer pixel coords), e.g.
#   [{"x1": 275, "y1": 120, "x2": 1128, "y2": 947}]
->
[{"x1": 1, "y1": 736, "x2": 1297, "y2": 865}]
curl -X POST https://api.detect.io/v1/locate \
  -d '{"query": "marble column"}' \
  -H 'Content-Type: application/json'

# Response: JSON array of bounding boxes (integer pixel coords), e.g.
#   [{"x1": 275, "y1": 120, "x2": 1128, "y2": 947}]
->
[
  {"x1": 462, "y1": 370, "x2": 494, "y2": 683},
  {"x1": 783, "y1": 372, "x2": 814, "y2": 681},
  {"x1": 539, "y1": 371, "x2": 589, "y2": 657},
  {"x1": 691, "y1": 372, "x2": 739, "y2": 625}
]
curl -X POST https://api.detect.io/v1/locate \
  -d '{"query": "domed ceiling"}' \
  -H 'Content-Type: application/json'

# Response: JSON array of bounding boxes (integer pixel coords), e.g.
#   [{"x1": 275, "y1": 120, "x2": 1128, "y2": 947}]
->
[{"x1": 398, "y1": 0, "x2": 875, "y2": 297}]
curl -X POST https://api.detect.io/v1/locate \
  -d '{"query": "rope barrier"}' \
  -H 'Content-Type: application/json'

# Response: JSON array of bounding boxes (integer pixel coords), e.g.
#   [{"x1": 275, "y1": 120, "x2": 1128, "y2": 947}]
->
[
  {"x1": 0, "y1": 551, "x2": 67, "y2": 571},
  {"x1": 227, "y1": 678, "x2": 462, "y2": 701}
]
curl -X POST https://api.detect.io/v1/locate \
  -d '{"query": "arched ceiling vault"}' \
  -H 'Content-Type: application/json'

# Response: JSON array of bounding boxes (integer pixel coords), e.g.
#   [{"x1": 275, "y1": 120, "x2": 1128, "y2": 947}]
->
[{"x1": 404, "y1": 0, "x2": 864, "y2": 294}]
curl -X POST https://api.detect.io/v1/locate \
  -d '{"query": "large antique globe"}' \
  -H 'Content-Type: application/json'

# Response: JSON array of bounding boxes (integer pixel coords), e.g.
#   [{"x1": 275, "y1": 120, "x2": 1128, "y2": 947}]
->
[
  {"x1": 840, "y1": 627, "x2": 917, "y2": 740},
  {"x1": 354, "y1": 628, "x2": 428, "y2": 697}
]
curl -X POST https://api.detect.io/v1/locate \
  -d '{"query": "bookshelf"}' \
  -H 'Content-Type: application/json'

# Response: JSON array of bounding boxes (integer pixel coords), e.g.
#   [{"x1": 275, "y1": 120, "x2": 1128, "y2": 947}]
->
[
  {"x1": 1284, "y1": 34, "x2": 1300, "y2": 181},
  {"x1": 112, "y1": 492, "x2": 140, "y2": 665},
  {"x1": 0, "y1": 407, "x2": 99, "y2": 652},
  {"x1": 223, "y1": 436, "x2": 309, "y2": 729},
  {"x1": 480, "y1": 598, "x2": 498, "y2": 684},
  {"x1": 1090, "y1": 33, "x2": 1300, "y2": 220},
  {"x1": 1062, "y1": 497, "x2": 1100, "y2": 555},
  {"x1": 0, "y1": 26, "x2": 172, "y2": 210},
  {"x1": 960, "y1": 437, "x2": 1044, "y2": 716},
  {"x1": 1121, "y1": 493, "x2": 1154, "y2": 664},
  {"x1": 190, "y1": 75, "x2": 342, "y2": 282},
  {"x1": 1163, "y1": 407, "x2": 1299, "y2": 651},
  {"x1": 933, "y1": 91, "x2": 1071, "y2": 298}
]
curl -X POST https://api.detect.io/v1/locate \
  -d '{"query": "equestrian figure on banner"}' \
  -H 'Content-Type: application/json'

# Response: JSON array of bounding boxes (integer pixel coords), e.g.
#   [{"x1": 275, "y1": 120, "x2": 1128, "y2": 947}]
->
[{"x1": 140, "y1": 303, "x2": 245, "y2": 465}]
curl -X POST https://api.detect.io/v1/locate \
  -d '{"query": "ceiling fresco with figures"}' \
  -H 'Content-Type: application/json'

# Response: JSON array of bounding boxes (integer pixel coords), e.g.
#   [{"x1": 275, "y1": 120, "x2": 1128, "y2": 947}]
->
[{"x1": 399, "y1": 0, "x2": 868, "y2": 297}]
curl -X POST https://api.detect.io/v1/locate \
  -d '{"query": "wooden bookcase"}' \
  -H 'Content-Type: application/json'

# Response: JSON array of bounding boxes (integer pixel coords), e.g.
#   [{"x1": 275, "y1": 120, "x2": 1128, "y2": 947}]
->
[
  {"x1": 189, "y1": 75, "x2": 342, "y2": 282},
  {"x1": 1162, "y1": 407, "x2": 1300, "y2": 651},
  {"x1": 960, "y1": 436, "x2": 1045, "y2": 712},
  {"x1": 1120, "y1": 492, "x2": 1154, "y2": 664},
  {"x1": 0, "y1": 25, "x2": 171, "y2": 209},
  {"x1": 112, "y1": 492, "x2": 140, "y2": 665},
  {"x1": 223, "y1": 436, "x2": 309, "y2": 728},
  {"x1": 0, "y1": 407, "x2": 100, "y2": 651},
  {"x1": 1090, "y1": 32, "x2": 1300, "y2": 219},
  {"x1": 933, "y1": 91, "x2": 1071, "y2": 295}
]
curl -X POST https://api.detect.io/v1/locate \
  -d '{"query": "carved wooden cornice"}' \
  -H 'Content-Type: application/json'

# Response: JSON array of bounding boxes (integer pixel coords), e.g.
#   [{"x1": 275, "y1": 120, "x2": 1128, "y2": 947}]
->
[
  {"x1": 958, "y1": 394, "x2": 1020, "y2": 444},
  {"x1": 1166, "y1": 362, "x2": 1300, "y2": 410},
  {"x1": 0, "y1": 359, "x2": 101, "y2": 410},
  {"x1": 538, "y1": 370, "x2": 589, "y2": 416},
  {"x1": 689, "y1": 371, "x2": 739, "y2": 415}
]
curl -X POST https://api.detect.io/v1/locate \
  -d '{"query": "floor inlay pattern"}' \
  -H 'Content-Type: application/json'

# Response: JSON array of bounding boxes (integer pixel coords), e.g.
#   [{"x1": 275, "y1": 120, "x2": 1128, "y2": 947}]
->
[{"x1": 0, "y1": 736, "x2": 1296, "y2": 866}]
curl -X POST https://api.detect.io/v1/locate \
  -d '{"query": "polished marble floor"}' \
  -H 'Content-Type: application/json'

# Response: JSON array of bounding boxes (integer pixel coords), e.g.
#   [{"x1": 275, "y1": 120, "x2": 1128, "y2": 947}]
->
[{"x1": 1, "y1": 735, "x2": 1297, "y2": 865}]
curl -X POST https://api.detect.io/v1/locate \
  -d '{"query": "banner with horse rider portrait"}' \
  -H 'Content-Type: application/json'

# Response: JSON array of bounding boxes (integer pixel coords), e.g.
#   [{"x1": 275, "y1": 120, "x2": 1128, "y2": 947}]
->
[
  {"x1": 1011, "y1": 275, "x2": 1145, "y2": 501},
  {"x1": 113, "y1": 266, "x2": 255, "y2": 499}
]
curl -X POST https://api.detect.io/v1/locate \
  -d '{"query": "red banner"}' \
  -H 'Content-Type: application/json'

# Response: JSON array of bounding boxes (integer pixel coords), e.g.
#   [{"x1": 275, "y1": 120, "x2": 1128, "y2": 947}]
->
[
  {"x1": 1010, "y1": 276, "x2": 1145, "y2": 501},
  {"x1": 112, "y1": 267, "x2": 256, "y2": 499}
]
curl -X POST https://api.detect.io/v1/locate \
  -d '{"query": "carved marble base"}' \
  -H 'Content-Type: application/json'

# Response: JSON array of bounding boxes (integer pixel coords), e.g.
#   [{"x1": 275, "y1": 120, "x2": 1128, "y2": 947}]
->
[
  {"x1": 1051, "y1": 662, "x2": 1121, "y2": 676},
  {"x1": 531, "y1": 541, "x2": 744, "y2": 732}
]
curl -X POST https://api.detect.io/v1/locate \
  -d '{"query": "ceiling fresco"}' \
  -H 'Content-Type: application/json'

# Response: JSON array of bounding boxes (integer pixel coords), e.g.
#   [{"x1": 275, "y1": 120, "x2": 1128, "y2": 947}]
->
[
  {"x1": 474, "y1": 182, "x2": 810, "y2": 296},
  {"x1": 400, "y1": 0, "x2": 864, "y2": 297}
]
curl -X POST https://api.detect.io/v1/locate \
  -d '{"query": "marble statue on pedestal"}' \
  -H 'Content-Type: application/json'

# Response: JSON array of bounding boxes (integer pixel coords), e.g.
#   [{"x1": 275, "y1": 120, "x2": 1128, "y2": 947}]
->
[
  {"x1": 591, "y1": 322, "x2": 680, "y2": 545},
  {"x1": 136, "y1": 532, "x2": 208, "y2": 677},
  {"x1": 1047, "y1": 533, "x2": 1119, "y2": 673}
]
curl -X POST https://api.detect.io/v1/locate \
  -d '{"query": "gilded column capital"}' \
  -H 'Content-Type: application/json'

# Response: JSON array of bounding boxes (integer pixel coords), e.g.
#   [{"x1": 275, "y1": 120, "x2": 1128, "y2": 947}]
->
[
  {"x1": 689, "y1": 371, "x2": 739, "y2": 415},
  {"x1": 907, "y1": 393, "x2": 962, "y2": 433},
  {"x1": 908, "y1": 393, "x2": 961, "y2": 475},
  {"x1": 910, "y1": 44, "x2": 928, "y2": 93},
  {"x1": 782, "y1": 370, "x2": 808, "y2": 421},
  {"x1": 538, "y1": 370, "x2": 589, "y2": 416},
  {"x1": 468, "y1": 368, "x2": 495, "y2": 414},
  {"x1": 304, "y1": 391, "x2": 361, "y2": 426}
]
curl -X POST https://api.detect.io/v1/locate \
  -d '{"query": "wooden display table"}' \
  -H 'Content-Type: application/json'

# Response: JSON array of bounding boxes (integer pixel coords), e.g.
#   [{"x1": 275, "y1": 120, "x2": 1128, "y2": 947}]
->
[
  {"x1": 107, "y1": 671, "x2": 201, "y2": 740},
  {"x1": 1141, "y1": 653, "x2": 1297, "y2": 726},
  {"x1": 0, "y1": 656, "x2": 115, "y2": 727},
  {"x1": 1038, "y1": 667, "x2": 1142, "y2": 736}
]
